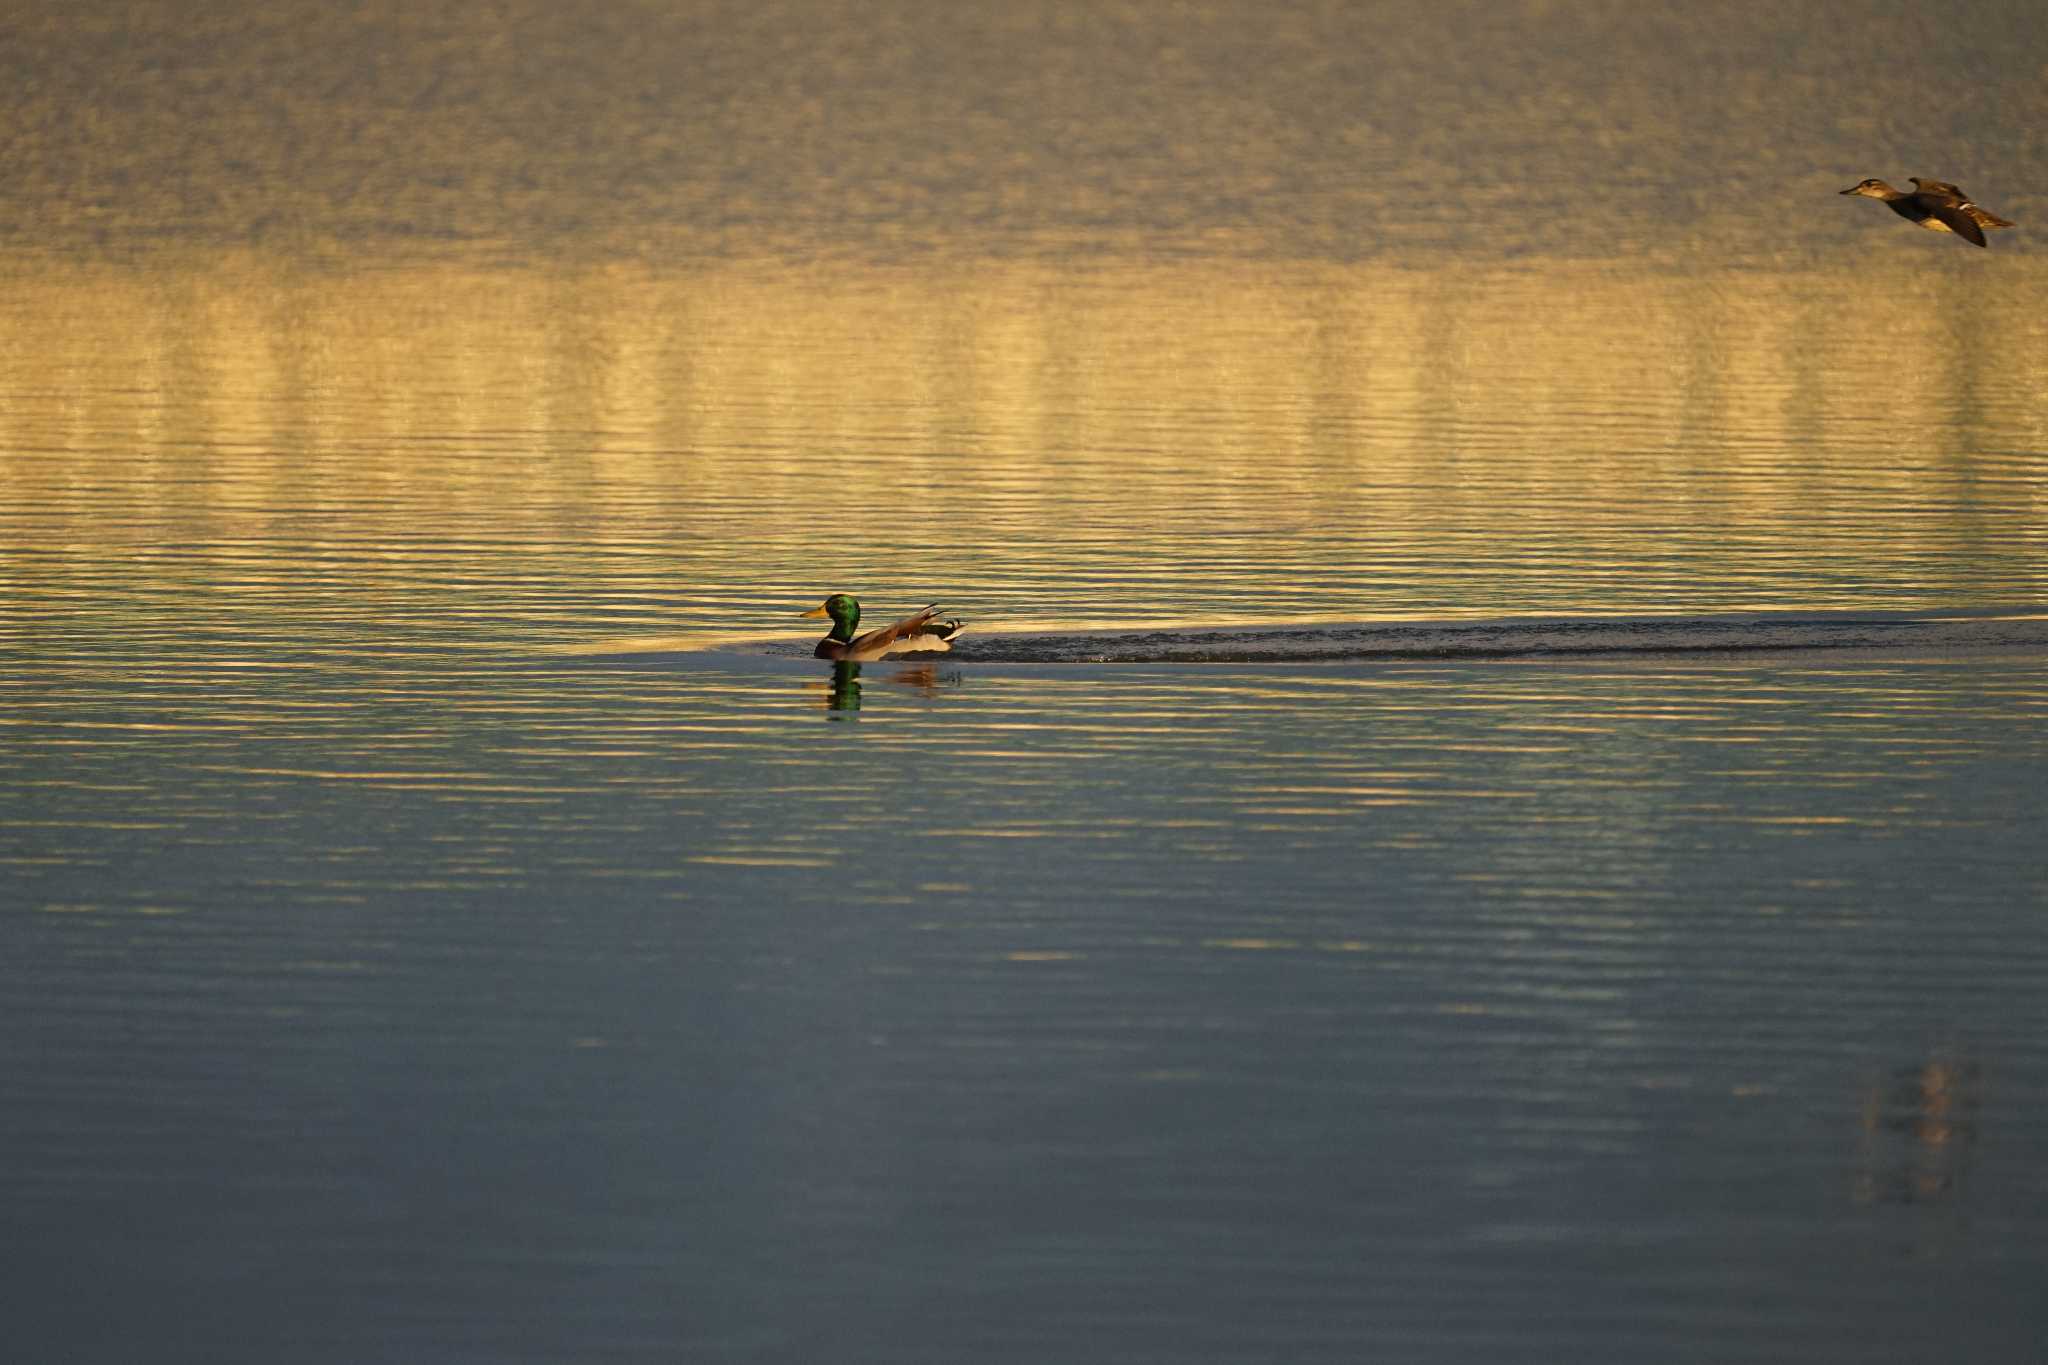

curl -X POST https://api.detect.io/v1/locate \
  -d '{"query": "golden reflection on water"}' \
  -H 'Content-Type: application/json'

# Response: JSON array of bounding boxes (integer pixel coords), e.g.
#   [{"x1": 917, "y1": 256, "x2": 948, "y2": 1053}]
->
[
  {"x1": 2, "y1": 251, "x2": 2044, "y2": 642},
  {"x1": 8, "y1": 252, "x2": 2047, "y2": 459}
]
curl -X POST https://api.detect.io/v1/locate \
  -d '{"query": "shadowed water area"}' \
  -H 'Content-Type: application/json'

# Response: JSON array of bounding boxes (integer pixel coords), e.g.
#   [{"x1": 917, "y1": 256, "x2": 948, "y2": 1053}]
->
[{"x1": 4, "y1": 2, "x2": 2047, "y2": 1362}]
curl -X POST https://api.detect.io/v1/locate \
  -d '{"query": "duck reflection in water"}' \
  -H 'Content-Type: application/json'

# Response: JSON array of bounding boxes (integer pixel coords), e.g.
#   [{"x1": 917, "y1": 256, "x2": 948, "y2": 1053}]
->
[
  {"x1": 821, "y1": 661, "x2": 956, "y2": 714},
  {"x1": 1851, "y1": 1050, "x2": 1980, "y2": 1208},
  {"x1": 825, "y1": 661, "x2": 862, "y2": 712}
]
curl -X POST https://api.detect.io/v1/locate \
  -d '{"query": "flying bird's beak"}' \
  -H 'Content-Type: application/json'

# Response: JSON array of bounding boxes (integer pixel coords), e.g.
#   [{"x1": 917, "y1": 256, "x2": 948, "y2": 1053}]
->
[
  {"x1": 799, "y1": 604, "x2": 829, "y2": 618},
  {"x1": 1838, "y1": 185, "x2": 1862, "y2": 195}
]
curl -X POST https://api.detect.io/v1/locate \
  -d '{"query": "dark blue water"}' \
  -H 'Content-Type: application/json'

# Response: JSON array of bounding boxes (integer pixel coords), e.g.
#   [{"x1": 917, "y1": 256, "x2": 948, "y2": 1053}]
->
[{"x1": 8, "y1": 644, "x2": 2047, "y2": 1361}]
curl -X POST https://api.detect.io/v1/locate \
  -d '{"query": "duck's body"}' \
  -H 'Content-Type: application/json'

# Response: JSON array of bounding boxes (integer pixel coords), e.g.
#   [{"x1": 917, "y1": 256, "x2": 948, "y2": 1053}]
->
[
  {"x1": 801, "y1": 594, "x2": 965, "y2": 662},
  {"x1": 1841, "y1": 177, "x2": 2013, "y2": 247}
]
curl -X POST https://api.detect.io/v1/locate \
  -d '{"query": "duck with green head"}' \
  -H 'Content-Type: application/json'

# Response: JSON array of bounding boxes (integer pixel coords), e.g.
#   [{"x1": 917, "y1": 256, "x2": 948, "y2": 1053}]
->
[{"x1": 800, "y1": 594, "x2": 965, "y2": 661}]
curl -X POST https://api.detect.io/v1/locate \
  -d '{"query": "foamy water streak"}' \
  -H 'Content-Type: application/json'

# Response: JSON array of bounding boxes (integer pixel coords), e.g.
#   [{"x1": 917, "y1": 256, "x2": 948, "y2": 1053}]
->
[{"x1": 736, "y1": 609, "x2": 2048, "y2": 664}]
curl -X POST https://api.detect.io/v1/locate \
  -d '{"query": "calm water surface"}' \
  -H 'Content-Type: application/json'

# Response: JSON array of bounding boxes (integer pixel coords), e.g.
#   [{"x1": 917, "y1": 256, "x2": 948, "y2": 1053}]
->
[{"x1": 4, "y1": 2, "x2": 2048, "y2": 1361}]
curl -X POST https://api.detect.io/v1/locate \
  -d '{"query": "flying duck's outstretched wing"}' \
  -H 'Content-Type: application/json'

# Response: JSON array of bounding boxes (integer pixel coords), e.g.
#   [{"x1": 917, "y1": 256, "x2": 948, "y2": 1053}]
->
[
  {"x1": 1922, "y1": 199, "x2": 1988, "y2": 245},
  {"x1": 1906, "y1": 181, "x2": 1987, "y2": 245},
  {"x1": 1912, "y1": 178, "x2": 2012, "y2": 232}
]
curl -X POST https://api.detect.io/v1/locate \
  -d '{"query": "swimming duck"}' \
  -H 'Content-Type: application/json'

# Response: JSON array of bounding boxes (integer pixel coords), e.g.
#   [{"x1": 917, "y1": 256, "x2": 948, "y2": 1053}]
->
[
  {"x1": 801, "y1": 594, "x2": 965, "y2": 661},
  {"x1": 1840, "y1": 177, "x2": 2013, "y2": 247}
]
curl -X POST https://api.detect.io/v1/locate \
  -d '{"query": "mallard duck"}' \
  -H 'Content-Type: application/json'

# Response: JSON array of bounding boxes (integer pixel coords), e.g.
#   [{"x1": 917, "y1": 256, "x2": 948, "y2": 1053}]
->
[
  {"x1": 800, "y1": 594, "x2": 965, "y2": 661},
  {"x1": 1840, "y1": 177, "x2": 2014, "y2": 247}
]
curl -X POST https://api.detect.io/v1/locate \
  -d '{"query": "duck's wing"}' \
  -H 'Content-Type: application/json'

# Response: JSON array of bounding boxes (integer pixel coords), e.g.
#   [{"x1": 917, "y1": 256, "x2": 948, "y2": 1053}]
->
[
  {"x1": 845, "y1": 606, "x2": 961, "y2": 659},
  {"x1": 1923, "y1": 199, "x2": 1989, "y2": 245},
  {"x1": 1912, "y1": 179, "x2": 2012, "y2": 230}
]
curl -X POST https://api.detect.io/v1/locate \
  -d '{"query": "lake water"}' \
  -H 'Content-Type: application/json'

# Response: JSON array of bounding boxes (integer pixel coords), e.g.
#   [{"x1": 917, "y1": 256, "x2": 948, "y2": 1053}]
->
[{"x1": 4, "y1": 3, "x2": 2047, "y2": 1361}]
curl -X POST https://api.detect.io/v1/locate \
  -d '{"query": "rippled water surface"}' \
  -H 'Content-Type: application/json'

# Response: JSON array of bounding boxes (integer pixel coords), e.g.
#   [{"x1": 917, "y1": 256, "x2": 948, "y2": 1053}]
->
[{"x1": 5, "y1": 2, "x2": 2048, "y2": 1361}]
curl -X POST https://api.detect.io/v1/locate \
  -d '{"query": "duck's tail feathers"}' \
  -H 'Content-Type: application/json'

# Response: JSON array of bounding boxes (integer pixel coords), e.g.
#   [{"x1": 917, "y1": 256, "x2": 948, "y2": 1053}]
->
[
  {"x1": 918, "y1": 609, "x2": 966, "y2": 643},
  {"x1": 898, "y1": 611, "x2": 965, "y2": 652}
]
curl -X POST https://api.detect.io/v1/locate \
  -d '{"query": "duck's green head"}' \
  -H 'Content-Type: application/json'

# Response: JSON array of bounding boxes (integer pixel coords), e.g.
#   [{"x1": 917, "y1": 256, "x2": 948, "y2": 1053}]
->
[{"x1": 800, "y1": 593, "x2": 860, "y2": 641}]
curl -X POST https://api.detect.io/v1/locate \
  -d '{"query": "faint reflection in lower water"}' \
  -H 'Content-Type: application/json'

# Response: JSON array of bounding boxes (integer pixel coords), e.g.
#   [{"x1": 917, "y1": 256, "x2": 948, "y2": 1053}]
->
[{"x1": 1852, "y1": 1050, "x2": 1980, "y2": 1207}]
